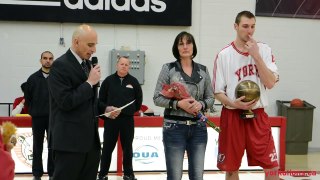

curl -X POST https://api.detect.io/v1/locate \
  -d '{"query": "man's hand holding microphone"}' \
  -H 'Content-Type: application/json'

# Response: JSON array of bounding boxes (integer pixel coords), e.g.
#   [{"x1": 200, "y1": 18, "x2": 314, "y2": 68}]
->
[{"x1": 87, "y1": 57, "x2": 101, "y2": 87}]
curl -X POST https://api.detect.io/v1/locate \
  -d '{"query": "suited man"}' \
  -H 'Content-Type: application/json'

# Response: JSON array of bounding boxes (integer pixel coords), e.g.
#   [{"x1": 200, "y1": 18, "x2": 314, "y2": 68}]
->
[{"x1": 47, "y1": 24, "x2": 101, "y2": 180}]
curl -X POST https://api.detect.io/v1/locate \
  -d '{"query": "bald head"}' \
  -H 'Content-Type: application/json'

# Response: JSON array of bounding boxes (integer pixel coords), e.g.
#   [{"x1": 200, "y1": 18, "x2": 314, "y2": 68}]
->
[
  {"x1": 71, "y1": 24, "x2": 98, "y2": 60},
  {"x1": 72, "y1": 24, "x2": 94, "y2": 40}
]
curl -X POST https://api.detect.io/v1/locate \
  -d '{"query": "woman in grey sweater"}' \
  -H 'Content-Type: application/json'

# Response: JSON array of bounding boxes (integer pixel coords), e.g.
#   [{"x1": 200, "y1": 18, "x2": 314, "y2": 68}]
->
[{"x1": 153, "y1": 31, "x2": 214, "y2": 180}]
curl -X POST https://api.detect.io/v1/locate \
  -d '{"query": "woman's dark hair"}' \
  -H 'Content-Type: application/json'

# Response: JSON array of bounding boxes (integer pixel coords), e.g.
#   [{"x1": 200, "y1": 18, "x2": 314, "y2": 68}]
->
[{"x1": 172, "y1": 31, "x2": 197, "y2": 60}]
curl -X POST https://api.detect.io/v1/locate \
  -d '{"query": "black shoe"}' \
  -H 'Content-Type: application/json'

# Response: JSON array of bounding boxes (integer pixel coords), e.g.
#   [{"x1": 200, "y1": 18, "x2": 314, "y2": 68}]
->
[
  {"x1": 123, "y1": 175, "x2": 137, "y2": 180},
  {"x1": 97, "y1": 176, "x2": 108, "y2": 180},
  {"x1": 33, "y1": 177, "x2": 41, "y2": 180}
]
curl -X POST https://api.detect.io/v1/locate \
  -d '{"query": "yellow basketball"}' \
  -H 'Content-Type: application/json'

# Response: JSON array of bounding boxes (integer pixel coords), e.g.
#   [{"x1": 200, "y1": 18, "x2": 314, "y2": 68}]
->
[{"x1": 235, "y1": 80, "x2": 260, "y2": 102}]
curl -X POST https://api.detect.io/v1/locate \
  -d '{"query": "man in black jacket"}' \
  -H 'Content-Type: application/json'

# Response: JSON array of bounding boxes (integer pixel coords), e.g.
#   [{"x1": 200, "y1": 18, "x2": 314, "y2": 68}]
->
[
  {"x1": 97, "y1": 56, "x2": 142, "y2": 180},
  {"x1": 47, "y1": 24, "x2": 101, "y2": 180},
  {"x1": 25, "y1": 51, "x2": 54, "y2": 180}
]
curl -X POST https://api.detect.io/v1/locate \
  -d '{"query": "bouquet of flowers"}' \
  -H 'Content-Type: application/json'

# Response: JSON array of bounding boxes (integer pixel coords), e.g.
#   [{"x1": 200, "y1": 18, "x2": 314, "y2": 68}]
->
[{"x1": 161, "y1": 82, "x2": 220, "y2": 133}]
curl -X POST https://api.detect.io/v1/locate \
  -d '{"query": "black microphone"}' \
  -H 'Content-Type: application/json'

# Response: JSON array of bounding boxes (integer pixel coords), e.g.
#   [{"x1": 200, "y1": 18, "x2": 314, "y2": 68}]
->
[
  {"x1": 91, "y1": 57, "x2": 98, "y2": 67},
  {"x1": 91, "y1": 57, "x2": 100, "y2": 87}
]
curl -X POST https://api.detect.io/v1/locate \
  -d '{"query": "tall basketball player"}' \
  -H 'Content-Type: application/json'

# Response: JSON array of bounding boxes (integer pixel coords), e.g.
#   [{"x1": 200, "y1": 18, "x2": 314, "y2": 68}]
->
[{"x1": 212, "y1": 11, "x2": 280, "y2": 180}]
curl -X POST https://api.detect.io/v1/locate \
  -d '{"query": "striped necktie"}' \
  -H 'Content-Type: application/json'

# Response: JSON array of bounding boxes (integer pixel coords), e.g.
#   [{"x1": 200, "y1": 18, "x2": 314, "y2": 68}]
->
[{"x1": 81, "y1": 60, "x2": 89, "y2": 77}]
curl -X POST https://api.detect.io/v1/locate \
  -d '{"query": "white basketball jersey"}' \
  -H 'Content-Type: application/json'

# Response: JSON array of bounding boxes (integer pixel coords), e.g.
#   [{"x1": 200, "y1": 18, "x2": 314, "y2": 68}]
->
[{"x1": 212, "y1": 41, "x2": 278, "y2": 109}]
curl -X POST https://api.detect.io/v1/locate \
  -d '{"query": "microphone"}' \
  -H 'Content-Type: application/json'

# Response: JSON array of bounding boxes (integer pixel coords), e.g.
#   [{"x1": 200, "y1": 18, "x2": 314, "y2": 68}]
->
[
  {"x1": 91, "y1": 57, "x2": 98, "y2": 67},
  {"x1": 91, "y1": 57, "x2": 100, "y2": 87}
]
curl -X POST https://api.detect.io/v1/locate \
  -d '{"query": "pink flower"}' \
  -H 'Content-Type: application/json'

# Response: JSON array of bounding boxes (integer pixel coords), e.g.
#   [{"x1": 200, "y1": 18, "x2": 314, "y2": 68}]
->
[
  {"x1": 161, "y1": 82, "x2": 191, "y2": 100},
  {"x1": 160, "y1": 82, "x2": 220, "y2": 133}
]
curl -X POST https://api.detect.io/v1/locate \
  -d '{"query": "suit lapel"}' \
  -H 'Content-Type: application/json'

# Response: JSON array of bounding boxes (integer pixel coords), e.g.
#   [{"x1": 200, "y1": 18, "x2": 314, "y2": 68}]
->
[{"x1": 66, "y1": 50, "x2": 88, "y2": 81}]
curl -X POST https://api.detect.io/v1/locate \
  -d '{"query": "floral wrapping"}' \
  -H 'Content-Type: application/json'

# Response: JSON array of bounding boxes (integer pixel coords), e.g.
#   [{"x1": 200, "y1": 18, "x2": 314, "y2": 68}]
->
[{"x1": 161, "y1": 82, "x2": 220, "y2": 132}]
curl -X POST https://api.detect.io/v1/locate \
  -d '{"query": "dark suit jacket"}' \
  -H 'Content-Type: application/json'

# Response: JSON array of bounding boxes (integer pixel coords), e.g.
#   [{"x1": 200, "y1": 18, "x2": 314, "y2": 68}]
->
[{"x1": 47, "y1": 49, "x2": 100, "y2": 152}]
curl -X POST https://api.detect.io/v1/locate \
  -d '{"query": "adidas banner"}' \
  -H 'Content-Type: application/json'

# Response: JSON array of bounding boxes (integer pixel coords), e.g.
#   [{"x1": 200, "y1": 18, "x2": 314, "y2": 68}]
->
[{"x1": 0, "y1": 0, "x2": 192, "y2": 26}]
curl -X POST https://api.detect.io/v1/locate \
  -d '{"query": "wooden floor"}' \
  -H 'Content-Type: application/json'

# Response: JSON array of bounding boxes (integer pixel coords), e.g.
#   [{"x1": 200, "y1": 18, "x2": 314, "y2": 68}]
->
[{"x1": 14, "y1": 151, "x2": 320, "y2": 180}]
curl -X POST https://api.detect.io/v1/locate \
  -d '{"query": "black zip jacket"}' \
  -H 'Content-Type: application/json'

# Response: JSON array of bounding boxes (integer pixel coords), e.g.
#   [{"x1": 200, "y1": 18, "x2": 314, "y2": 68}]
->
[{"x1": 98, "y1": 72, "x2": 143, "y2": 119}]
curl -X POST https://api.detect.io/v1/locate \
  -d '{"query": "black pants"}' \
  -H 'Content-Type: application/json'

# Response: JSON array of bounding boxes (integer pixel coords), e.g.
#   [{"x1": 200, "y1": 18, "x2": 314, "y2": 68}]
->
[
  {"x1": 52, "y1": 146, "x2": 101, "y2": 180},
  {"x1": 32, "y1": 116, "x2": 54, "y2": 177},
  {"x1": 99, "y1": 116, "x2": 135, "y2": 177}
]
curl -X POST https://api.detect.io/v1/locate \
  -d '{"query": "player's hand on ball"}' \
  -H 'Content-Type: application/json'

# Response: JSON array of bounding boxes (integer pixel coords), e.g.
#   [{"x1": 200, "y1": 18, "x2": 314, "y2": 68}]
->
[{"x1": 234, "y1": 96, "x2": 257, "y2": 110}]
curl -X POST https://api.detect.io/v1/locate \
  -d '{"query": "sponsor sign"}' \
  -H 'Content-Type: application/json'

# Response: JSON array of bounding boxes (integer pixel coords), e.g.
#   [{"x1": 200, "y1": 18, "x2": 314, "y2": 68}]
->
[
  {"x1": 132, "y1": 127, "x2": 280, "y2": 170},
  {"x1": 11, "y1": 128, "x2": 117, "y2": 173},
  {"x1": 0, "y1": 0, "x2": 192, "y2": 26},
  {"x1": 133, "y1": 128, "x2": 165, "y2": 170},
  {"x1": 11, "y1": 127, "x2": 280, "y2": 172}
]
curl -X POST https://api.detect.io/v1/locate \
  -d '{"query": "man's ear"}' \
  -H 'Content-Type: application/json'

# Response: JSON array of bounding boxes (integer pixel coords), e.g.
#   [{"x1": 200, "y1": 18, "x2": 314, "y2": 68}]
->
[{"x1": 234, "y1": 23, "x2": 238, "y2": 30}]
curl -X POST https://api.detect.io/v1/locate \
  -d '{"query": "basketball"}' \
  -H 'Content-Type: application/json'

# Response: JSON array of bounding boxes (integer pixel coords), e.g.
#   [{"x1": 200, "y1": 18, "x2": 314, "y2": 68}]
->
[
  {"x1": 290, "y1": 98, "x2": 304, "y2": 107},
  {"x1": 235, "y1": 80, "x2": 260, "y2": 102}
]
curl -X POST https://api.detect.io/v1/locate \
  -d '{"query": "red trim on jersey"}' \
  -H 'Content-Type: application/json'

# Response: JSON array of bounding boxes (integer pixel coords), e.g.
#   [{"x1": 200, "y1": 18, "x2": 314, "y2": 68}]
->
[
  {"x1": 212, "y1": 54, "x2": 218, "y2": 92},
  {"x1": 231, "y1": 42, "x2": 249, "y2": 56},
  {"x1": 212, "y1": 43, "x2": 233, "y2": 92}
]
